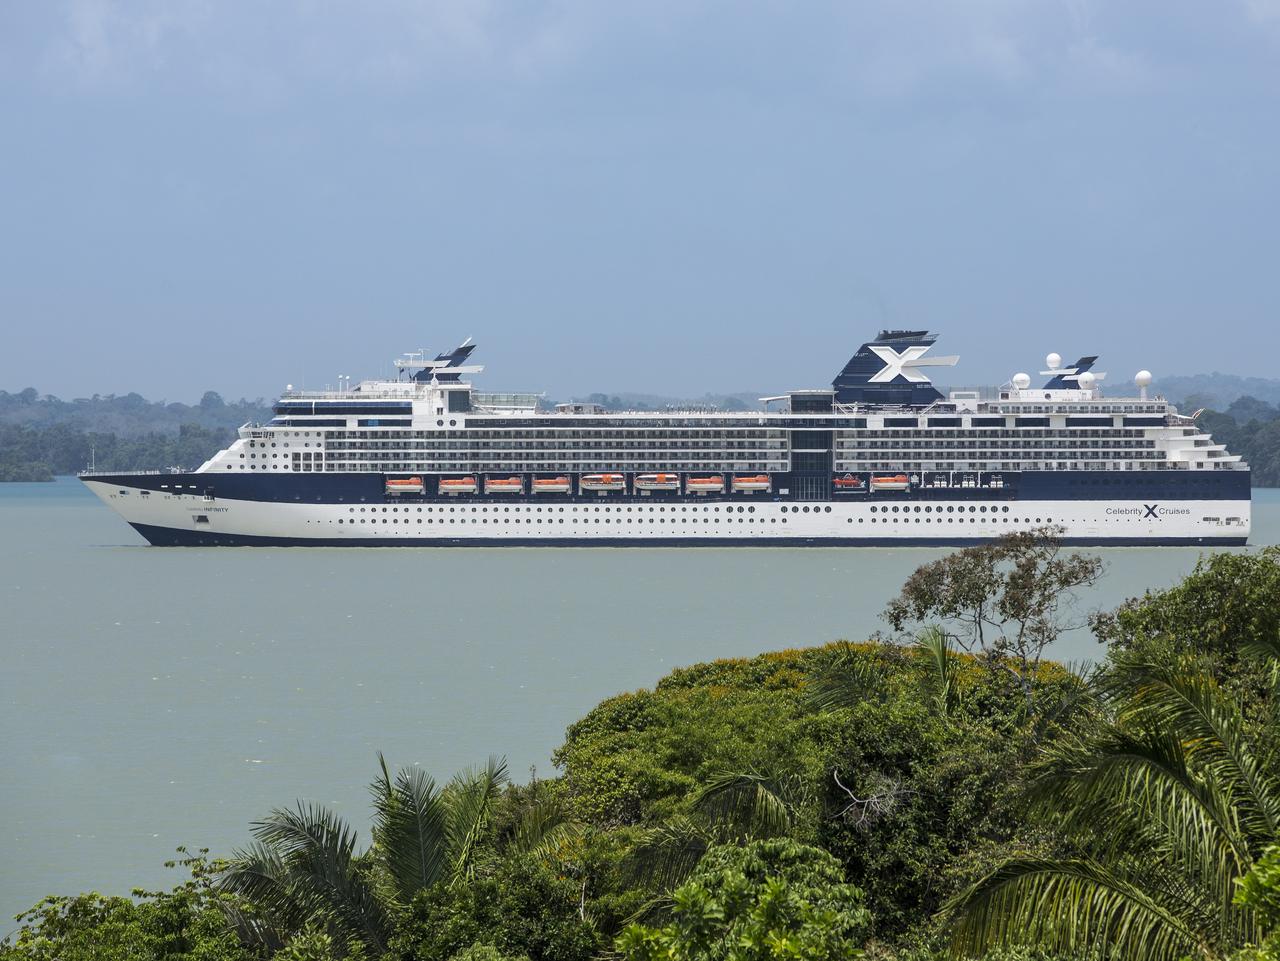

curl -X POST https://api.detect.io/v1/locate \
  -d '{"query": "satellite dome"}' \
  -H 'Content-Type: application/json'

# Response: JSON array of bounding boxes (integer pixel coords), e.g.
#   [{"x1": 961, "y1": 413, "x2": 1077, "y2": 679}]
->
[
  {"x1": 1135, "y1": 370, "x2": 1153, "y2": 388},
  {"x1": 1012, "y1": 372, "x2": 1032, "y2": 390},
  {"x1": 1078, "y1": 371, "x2": 1097, "y2": 390},
  {"x1": 1046, "y1": 352, "x2": 1062, "y2": 370}
]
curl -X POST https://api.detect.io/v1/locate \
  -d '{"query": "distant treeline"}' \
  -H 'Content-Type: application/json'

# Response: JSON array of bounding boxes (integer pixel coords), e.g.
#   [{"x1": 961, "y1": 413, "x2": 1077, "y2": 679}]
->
[
  {"x1": 1192, "y1": 395, "x2": 1280, "y2": 487},
  {"x1": 0, "y1": 423, "x2": 238, "y2": 481},
  {"x1": 0, "y1": 387, "x2": 270, "y2": 436},
  {"x1": 3, "y1": 386, "x2": 1280, "y2": 484},
  {"x1": 0, "y1": 388, "x2": 269, "y2": 481},
  {"x1": 568, "y1": 391, "x2": 761, "y2": 412}
]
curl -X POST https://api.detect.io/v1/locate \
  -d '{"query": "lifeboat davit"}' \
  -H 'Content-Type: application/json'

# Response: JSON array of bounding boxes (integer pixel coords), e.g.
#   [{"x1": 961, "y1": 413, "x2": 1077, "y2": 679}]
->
[
  {"x1": 732, "y1": 474, "x2": 771, "y2": 493},
  {"x1": 532, "y1": 476, "x2": 572, "y2": 494},
  {"x1": 439, "y1": 476, "x2": 478, "y2": 495},
  {"x1": 870, "y1": 473, "x2": 911, "y2": 492},
  {"x1": 580, "y1": 473, "x2": 626, "y2": 492},
  {"x1": 385, "y1": 476, "x2": 425, "y2": 495},
  {"x1": 485, "y1": 476, "x2": 524, "y2": 494},
  {"x1": 832, "y1": 473, "x2": 865, "y2": 491},
  {"x1": 635, "y1": 472, "x2": 680, "y2": 492},
  {"x1": 686, "y1": 475, "x2": 725, "y2": 494}
]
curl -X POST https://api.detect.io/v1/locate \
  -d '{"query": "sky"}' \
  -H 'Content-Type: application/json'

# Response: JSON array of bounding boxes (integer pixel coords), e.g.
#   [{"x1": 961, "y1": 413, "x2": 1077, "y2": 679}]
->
[{"x1": 1, "y1": 0, "x2": 1278, "y2": 402}]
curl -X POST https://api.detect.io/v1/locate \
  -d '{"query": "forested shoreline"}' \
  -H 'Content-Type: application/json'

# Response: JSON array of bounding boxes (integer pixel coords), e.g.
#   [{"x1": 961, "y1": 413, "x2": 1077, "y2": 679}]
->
[
  {"x1": 5, "y1": 533, "x2": 1280, "y2": 960},
  {"x1": 0, "y1": 388, "x2": 269, "y2": 481},
  {"x1": 4, "y1": 386, "x2": 1280, "y2": 485}
]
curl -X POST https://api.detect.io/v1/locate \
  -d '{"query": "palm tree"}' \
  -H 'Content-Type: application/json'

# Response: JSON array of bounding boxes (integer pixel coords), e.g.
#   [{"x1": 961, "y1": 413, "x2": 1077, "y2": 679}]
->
[
  {"x1": 943, "y1": 649, "x2": 1280, "y2": 961},
  {"x1": 627, "y1": 634, "x2": 963, "y2": 908},
  {"x1": 219, "y1": 754, "x2": 511, "y2": 955},
  {"x1": 807, "y1": 629, "x2": 962, "y2": 717}
]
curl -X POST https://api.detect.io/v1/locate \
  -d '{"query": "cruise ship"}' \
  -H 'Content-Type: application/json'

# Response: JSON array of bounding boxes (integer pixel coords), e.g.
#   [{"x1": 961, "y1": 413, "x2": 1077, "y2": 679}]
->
[{"x1": 81, "y1": 332, "x2": 1250, "y2": 546}]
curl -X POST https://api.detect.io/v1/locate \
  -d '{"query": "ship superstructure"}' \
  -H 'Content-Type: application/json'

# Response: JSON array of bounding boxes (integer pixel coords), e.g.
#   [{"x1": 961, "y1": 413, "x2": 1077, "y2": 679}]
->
[{"x1": 81, "y1": 332, "x2": 1251, "y2": 546}]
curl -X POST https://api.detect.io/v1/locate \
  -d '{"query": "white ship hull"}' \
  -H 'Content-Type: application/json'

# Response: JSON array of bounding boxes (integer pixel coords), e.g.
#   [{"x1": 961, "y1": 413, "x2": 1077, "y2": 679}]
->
[{"x1": 84, "y1": 479, "x2": 1251, "y2": 547}]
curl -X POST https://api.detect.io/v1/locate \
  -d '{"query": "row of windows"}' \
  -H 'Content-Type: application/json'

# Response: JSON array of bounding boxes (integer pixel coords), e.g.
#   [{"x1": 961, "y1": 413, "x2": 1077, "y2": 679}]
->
[
  {"x1": 839, "y1": 450, "x2": 1163, "y2": 462},
  {"x1": 328, "y1": 512, "x2": 1052, "y2": 527},
  {"x1": 835, "y1": 460, "x2": 1168, "y2": 472},
  {"x1": 340, "y1": 503, "x2": 1030, "y2": 517},
  {"x1": 339, "y1": 516, "x2": 789, "y2": 525}
]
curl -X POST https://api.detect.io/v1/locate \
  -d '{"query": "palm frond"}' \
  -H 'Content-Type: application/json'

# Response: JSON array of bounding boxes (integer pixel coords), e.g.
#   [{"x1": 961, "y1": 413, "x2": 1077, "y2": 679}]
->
[
  {"x1": 233, "y1": 803, "x2": 390, "y2": 952},
  {"x1": 944, "y1": 857, "x2": 1212, "y2": 961},
  {"x1": 508, "y1": 795, "x2": 586, "y2": 861},
  {"x1": 624, "y1": 815, "x2": 713, "y2": 896},
  {"x1": 371, "y1": 763, "x2": 449, "y2": 903},
  {"x1": 1239, "y1": 631, "x2": 1280, "y2": 669},
  {"x1": 915, "y1": 626, "x2": 959, "y2": 716},
  {"x1": 1031, "y1": 727, "x2": 1254, "y2": 923},
  {"x1": 1240, "y1": 632, "x2": 1280, "y2": 703},
  {"x1": 219, "y1": 841, "x2": 317, "y2": 942},
  {"x1": 445, "y1": 755, "x2": 509, "y2": 885},
  {"x1": 1108, "y1": 660, "x2": 1280, "y2": 842},
  {"x1": 693, "y1": 769, "x2": 792, "y2": 838},
  {"x1": 806, "y1": 642, "x2": 884, "y2": 713}
]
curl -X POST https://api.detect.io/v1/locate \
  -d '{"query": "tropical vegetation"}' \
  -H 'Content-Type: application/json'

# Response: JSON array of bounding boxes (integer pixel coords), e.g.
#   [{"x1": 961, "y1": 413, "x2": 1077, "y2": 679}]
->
[
  {"x1": 5, "y1": 536, "x2": 1280, "y2": 960},
  {"x1": 0, "y1": 388, "x2": 269, "y2": 480},
  {"x1": 6, "y1": 383, "x2": 1280, "y2": 484}
]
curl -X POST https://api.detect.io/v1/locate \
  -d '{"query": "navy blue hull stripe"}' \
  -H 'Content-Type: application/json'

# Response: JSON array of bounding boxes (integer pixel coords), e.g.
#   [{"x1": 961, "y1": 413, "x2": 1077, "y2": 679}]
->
[
  {"x1": 128, "y1": 523, "x2": 1247, "y2": 549},
  {"x1": 85, "y1": 468, "x2": 1252, "y2": 504}
]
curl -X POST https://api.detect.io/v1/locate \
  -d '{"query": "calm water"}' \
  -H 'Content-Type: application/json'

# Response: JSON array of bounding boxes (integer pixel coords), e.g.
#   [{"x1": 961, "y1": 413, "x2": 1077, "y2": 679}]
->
[{"x1": 2, "y1": 478, "x2": 1278, "y2": 928}]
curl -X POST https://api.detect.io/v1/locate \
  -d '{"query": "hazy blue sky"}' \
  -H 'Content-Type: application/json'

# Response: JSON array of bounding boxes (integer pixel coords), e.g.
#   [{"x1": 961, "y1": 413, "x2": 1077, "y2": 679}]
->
[{"x1": 2, "y1": 1, "x2": 1278, "y2": 401}]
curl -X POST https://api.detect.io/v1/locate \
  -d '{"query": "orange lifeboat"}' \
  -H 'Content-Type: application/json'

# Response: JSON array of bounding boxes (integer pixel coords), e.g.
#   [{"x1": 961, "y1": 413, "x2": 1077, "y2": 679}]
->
[
  {"x1": 635, "y1": 472, "x2": 680, "y2": 492},
  {"x1": 870, "y1": 473, "x2": 911, "y2": 492},
  {"x1": 485, "y1": 476, "x2": 524, "y2": 494},
  {"x1": 532, "y1": 476, "x2": 572, "y2": 494},
  {"x1": 385, "y1": 476, "x2": 425, "y2": 495},
  {"x1": 686, "y1": 475, "x2": 725, "y2": 494},
  {"x1": 832, "y1": 473, "x2": 865, "y2": 491},
  {"x1": 439, "y1": 476, "x2": 478, "y2": 495},
  {"x1": 731, "y1": 474, "x2": 771, "y2": 493},
  {"x1": 580, "y1": 473, "x2": 626, "y2": 492}
]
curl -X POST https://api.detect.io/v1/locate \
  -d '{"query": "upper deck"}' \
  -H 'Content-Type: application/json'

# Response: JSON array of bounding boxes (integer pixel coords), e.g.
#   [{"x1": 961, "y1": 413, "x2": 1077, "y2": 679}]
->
[{"x1": 180, "y1": 334, "x2": 1246, "y2": 480}]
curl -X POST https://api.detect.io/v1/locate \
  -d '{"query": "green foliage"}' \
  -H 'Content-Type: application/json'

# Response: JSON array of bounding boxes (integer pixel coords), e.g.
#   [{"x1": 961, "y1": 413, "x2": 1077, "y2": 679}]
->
[
  {"x1": 1236, "y1": 845, "x2": 1280, "y2": 960},
  {"x1": 556, "y1": 641, "x2": 1077, "y2": 945},
  {"x1": 17, "y1": 533, "x2": 1280, "y2": 961},
  {"x1": 944, "y1": 649, "x2": 1280, "y2": 961},
  {"x1": 0, "y1": 387, "x2": 271, "y2": 479},
  {"x1": 0, "y1": 849, "x2": 254, "y2": 961},
  {"x1": 884, "y1": 529, "x2": 1102, "y2": 714},
  {"x1": 369, "y1": 753, "x2": 511, "y2": 899},
  {"x1": 1174, "y1": 403, "x2": 1280, "y2": 487},
  {"x1": 0, "y1": 422, "x2": 242, "y2": 479},
  {"x1": 447, "y1": 946, "x2": 531, "y2": 961},
  {"x1": 617, "y1": 838, "x2": 871, "y2": 960},
  {"x1": 552, "y1": 650, "x2": 828, "y2": 827},
  {"x1": 1092, "y1": 547, "x2": 1280, "y2": 691},
  {"x1": 392, "y1": 856, "x2": 599, "y2": 961},
  {"x1": 218, "y1": 756, "x2": 513, "y2": 956}
]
